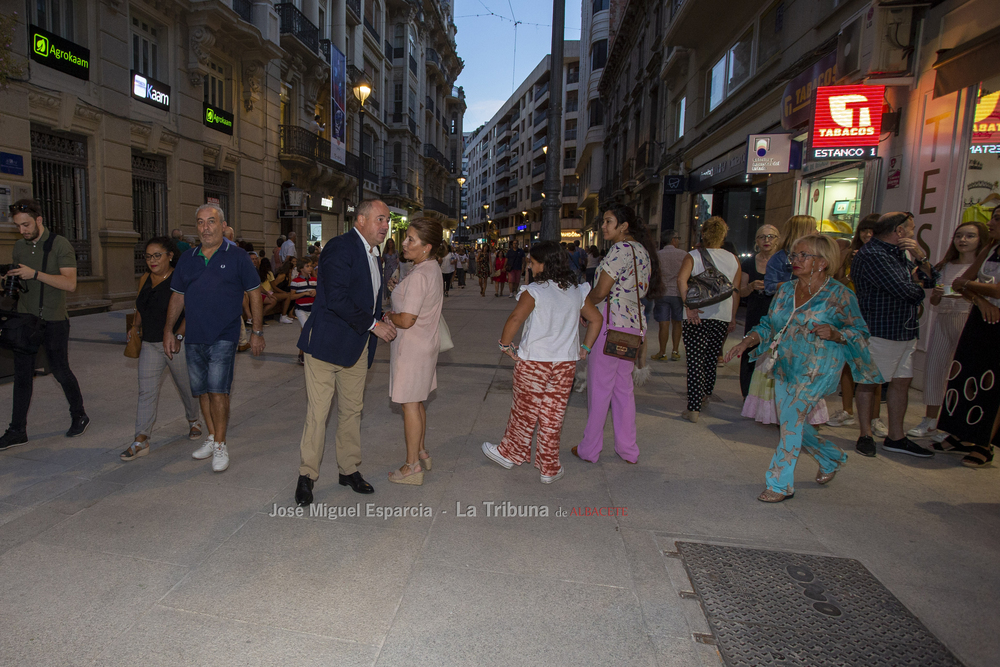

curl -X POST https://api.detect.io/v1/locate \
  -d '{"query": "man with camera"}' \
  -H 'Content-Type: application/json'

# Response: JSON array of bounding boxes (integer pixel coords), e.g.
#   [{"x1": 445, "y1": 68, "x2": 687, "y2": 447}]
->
[{"x1": 0, "y1": 199, "x2": 89, "y2": 450}]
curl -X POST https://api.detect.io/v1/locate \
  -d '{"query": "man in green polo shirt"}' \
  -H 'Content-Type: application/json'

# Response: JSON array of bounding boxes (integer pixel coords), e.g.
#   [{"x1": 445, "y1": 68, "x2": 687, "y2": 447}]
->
[{"x1": 0, "y1": 198, "x2": 90, "y2": 450}]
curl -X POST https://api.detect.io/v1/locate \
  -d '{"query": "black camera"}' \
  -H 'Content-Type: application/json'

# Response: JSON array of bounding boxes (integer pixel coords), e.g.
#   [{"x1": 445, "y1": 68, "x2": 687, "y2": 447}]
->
[{"x1": 0, "y1": 267, "x2": 27, "y2": 312}]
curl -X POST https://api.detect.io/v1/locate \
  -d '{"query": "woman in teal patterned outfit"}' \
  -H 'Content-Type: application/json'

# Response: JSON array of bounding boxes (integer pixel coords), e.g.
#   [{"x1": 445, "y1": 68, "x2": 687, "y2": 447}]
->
[{"x1": 726, "y1": 234, "x2": 883, "y2": 502}]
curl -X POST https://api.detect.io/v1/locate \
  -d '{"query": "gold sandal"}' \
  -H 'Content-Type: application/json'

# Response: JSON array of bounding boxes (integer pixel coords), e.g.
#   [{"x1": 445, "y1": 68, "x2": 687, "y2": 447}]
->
[
  {"x1": 418, "y1": 450, "x2": 432, "y2": 471},
  {"x1": 757, "y1": 489, "x2": 793, "y2": 503},
  {"x1": 388, "y1": 462, "x2": 424, "y2": 485},
  {"x1": 816, "y1": 469, "x2": 837, "y2": 485}
]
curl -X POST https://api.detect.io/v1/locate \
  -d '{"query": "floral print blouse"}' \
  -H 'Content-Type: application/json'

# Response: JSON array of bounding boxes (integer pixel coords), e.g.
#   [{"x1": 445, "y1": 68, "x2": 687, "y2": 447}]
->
[
  {"x1": 597, "y1": 241, "x2": 651, "y2": 330},
  {"x1": 750, "y1": 279, "x2": 883, "y2": 405}
]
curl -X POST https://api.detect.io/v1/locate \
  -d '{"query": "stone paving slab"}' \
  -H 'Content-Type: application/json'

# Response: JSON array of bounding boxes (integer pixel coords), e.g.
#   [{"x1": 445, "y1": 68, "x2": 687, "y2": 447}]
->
[{"x1": 0, "y1": 286, "x2": 997, "y2": 666}]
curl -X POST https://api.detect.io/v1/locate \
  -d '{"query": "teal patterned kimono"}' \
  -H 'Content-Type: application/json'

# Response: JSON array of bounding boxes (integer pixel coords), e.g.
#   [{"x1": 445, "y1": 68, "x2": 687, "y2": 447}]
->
[{"x1": 749, "y1": 280, "x2": 883, "y2": 495}]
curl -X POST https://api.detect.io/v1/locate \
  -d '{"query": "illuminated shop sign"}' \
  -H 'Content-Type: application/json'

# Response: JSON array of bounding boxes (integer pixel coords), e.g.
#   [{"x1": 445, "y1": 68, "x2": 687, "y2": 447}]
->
[
  {"x1": 810, "y1": 85, "x2": 885, "y2": 160},
  {"x1": 29, "y1": 25, "x2": 89, "y2": 81},
  {"x1": 131, "y1": 71, "x2": 170, "y2": 111},
  {"x1": 746, "y1": 134, "x2": 793, "y2": 174},
  {"x1": 203, "y1": 103, "x2": 234, "y2": 135},
  {"x1": 971, "y1": 87, "x2": 1000, "y2": 154}
]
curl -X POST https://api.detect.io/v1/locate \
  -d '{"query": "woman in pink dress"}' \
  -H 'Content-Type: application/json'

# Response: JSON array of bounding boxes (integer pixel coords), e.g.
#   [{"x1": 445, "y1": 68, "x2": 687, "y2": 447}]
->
[{"x1": 383, "y1": 217, "x2": 445, "y2": 485}]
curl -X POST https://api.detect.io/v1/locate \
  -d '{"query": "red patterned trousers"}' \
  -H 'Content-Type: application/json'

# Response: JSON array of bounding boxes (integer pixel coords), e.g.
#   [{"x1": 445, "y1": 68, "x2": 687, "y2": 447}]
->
[{"x1": 499, "y1": 360, "x2": 577, "y2": 476}]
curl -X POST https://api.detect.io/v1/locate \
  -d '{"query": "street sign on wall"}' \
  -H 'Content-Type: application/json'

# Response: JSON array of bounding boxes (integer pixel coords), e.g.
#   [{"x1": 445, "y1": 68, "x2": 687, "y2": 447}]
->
[{"x1": 809, "y1": 85, "x2": 885, "y2": 160}]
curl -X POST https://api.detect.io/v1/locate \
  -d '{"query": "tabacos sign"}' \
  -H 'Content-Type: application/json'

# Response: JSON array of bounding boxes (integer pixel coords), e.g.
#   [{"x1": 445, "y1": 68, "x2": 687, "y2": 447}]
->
[
  {"x1": 809, "y1": 85, "x2": 885, "y2": 160},
  {"x1": 132, "y1": 71, "x2": 170, "y2": 111},
  {"x1": 29, "y1": 25, "x2": 90, "y2": 81},
  {"x1": 203, "y1": 103, "x2": 234, "y2": 135}
]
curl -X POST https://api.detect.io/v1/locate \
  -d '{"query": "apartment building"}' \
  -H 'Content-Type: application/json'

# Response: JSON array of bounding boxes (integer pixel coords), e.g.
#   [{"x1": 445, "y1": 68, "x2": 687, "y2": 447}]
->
[
  {"x1": 0, "y1": 0, "x2": 463, "y2": 311},
  {"x1": 462, "y1": 43, "x2": 581, "y2": 246},
  {"x1": 574, "y1": 0, "x2": 610, "y2": 247}
]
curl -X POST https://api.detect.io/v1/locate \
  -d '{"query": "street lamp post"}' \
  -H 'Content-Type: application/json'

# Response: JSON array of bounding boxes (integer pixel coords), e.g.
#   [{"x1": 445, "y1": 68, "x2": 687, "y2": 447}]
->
[
  {"x1": 353, "y1": 78, "x2": 372, "y2": 211},
  {"x1": 457, "y1": 175, "x2": 466, "y2": 242}
]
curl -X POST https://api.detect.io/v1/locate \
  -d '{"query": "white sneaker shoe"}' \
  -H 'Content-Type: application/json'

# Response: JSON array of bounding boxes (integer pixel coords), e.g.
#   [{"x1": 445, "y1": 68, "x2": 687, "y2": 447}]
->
[
  {"x1": 192, "y1": 435, "x2": 215, "y2": 460},
  {"x1": 826, "y1": 410, "x2": 857, "y2": 427},
  {"x1": 540, "y1": 468, "x2": 564, "y2": 484},
  {"x1": 871, "y1": 418, "x2": 889, "y2": 439},
  {"x1": 482, "y1": 441, "x2": 514, "y2": 469},
  {"x1": 212, "y1": 441, "x2": 229, "y2": 472},
  {"x1": 906, "y1": 417, "x2": 938, "y2": 438},
  {"x1": 279, "y1": 315, "x2": 294, "y2": 324}
]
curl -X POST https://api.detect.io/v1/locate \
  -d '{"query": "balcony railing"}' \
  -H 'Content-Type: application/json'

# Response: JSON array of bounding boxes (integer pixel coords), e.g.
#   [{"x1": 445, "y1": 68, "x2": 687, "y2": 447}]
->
[
  {"x1": 319, "y1": 39, "x2": 331, "y2": 63},
  {"x1": 563, "y1": 157, "x2": 575, "y2": 169},
  {"x1": 567, "y1": 68, "x2": 579, "y2": 84},
  {"x1": 385, "y1": 39, "x2": 393, "y2": 58},
  {"x1": 275, "y1": 3, "x2": 319, "y2": 53},
  {"x1": 531, "y1": 189, "x2": 543, "y2": 202},
  {"x1": 279, "y1": 124, "x2": 364, "y2": 175},
  {"x1": 426, "y1": 96, "x2": 435, "y2": 113},
  {"x1": 426, "y1": 48, "x2": 440, "y2": 67},
  {"x1": 565, "y1": 128, "x2": 577, "y2": 141},
  {"x1": 532, "y1": 163, "x2": 546, "y2": 177},
  {"x1": 496, "y1": 182, "x2": 509, "y2": 195},
  {"x1": 233, "y1": 0, "x2": 253, "y2": 23},
  {"x1": 409, "y1": 55, "x2": 417, "y2": 75},
  {"x1": 535, "y1": 81, "x2": 549, "y2": 98},
  {"x1": 346, "y1": 0, "x2": 361, "y2": 20},
  {"x1": 496, "y1": 162, "x2": 509, "y2": 174},
  {"x1": 562, "y1": 184, "x2": 580, "y2": 197},
  {"x1": 534, "y1": 110, "x2": 548, "y2": 127},
  {"x1": 510, "y1": 131, "x2": 519, "y2": 144},
  {"x1": 532, "y1": 136, "x2": 547, "y2": 151},
  {"x1": 424, "y1": 143, "x2": 450, "y2": 171},
  {"x1": 496, "y1": 144, "x2": 509, "y2": 157},
  {"x1": 511, "y1": 109, "x2": 521, "y2": 123},
  {"x1": 364, "y1": 17, "x2": 379, "y2": 41},
  {"x1": 425, "y1": 195, "x2": 456, "y2": 217}
]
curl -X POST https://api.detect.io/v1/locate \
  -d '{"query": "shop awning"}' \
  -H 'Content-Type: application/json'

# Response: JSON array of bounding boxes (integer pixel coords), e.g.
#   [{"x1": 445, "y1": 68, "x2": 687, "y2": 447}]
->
[{"x1": 933, "y1": 25, "x2": 1000, "y2": 98}]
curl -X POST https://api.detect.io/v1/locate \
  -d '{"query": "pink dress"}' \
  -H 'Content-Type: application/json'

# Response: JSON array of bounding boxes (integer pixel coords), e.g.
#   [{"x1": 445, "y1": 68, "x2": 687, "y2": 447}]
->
[{"x1": 389, "y1": 259, "x2": 443, "y2": 403}]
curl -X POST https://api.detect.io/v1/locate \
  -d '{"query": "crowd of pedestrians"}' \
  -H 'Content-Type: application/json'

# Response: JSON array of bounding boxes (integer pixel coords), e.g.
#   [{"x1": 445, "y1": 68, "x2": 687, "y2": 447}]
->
[{"x1": 3, "y1": 196, "x2": 997, "y2": 508}]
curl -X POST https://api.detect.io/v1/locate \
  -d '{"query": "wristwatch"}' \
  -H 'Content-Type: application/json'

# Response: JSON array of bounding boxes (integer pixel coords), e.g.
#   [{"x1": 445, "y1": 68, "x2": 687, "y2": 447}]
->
[
  {"x1": 251, "y1": 330, "x2": 265, "y2": 337},
  {"x1": 175, "y1": 334, "x2": 184, "y2": 341}
]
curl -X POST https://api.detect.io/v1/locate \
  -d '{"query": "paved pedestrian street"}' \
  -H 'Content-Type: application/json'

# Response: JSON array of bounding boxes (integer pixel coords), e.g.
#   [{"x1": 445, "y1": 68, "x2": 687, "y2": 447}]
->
[{"x1": 0, "y1": 287, "x2": 997, "y2": 666}]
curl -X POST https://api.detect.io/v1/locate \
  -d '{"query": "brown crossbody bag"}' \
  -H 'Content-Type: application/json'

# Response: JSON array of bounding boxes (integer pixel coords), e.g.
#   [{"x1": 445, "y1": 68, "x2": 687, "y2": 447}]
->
[{"x1": 602, "y1": 243, "x2": 643, "y2": 363}]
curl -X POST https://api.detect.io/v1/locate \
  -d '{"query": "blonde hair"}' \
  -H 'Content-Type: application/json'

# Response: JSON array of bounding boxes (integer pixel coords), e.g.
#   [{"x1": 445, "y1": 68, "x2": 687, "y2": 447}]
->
[
  {"x1": 779, "y1": 215, "x2": 818, "y2": 251},
  {"x1": 791, "y1": 234, "x2": 840, "y2": 277},
  {"x1": 700, "y1": 216, "x2": 728, "y2": 249}
]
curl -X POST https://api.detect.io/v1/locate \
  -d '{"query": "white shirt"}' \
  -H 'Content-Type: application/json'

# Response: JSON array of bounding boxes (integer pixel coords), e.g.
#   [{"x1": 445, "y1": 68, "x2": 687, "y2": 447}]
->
[
  {"x1": 353, "y1": 228, "x2": 382, "y2": 328},
  {"x1": 517, "y1": 281, "x2": 592, "y2": 362},
  {"x1": 440, "y1": 252, "x2": 456, "y2": 274},
  {"x1": 683, "y1": 248, "x2": 740, "y2": 322},
  {"x1": 279, "y1": 238, "x2": 296, "y2": 262}
]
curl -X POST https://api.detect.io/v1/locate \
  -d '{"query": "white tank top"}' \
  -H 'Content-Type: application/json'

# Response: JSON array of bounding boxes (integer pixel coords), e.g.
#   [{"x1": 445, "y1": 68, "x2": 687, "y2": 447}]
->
[{"x1": 518, "y1": 281, "x2": 591, "y2": 362}]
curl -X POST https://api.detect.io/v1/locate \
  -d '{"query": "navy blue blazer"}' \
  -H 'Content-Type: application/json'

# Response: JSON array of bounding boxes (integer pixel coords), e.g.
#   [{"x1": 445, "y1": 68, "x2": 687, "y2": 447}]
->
[{"x1": 297, "y1": 229, "x2": 383, "y2": 368}]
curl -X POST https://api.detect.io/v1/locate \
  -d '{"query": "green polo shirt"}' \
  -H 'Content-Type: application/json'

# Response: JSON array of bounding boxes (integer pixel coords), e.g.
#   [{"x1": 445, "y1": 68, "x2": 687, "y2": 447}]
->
[{"x1": 11, "y1": 229, "x2": 77, "y2": 322}]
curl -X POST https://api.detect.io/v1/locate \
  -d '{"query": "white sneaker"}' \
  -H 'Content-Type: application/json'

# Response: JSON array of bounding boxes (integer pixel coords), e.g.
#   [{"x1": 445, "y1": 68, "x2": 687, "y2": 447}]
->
[
  {"x1": 826, "y1": 410, "x2": 857, "y2": 427},
  {"x1": 212, "y1": 441, "x2": 229, "y2": 472},
  {"x1": 482, "y1": 441, "x2": 514, "y2": 469},
  {"x1": 279, "y1": 315, "x2": 294, "y2": 324},
  {"x1": 871, "y1": 418, "x2": 889, "y2": 439},
  {"x1": 906, "y1": 417, "x2": 938, "y2": 438},
  {"x1": 540, "y1": 468, "x2": 564, "y2": 484},
  {"x1": 192, "y1": 435, "x2": 215, "y2": 460}
]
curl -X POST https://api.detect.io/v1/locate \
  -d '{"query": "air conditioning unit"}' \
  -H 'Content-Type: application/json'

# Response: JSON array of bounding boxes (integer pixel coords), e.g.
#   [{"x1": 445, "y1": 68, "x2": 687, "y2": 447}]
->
[{"x1": 837, "y1": 4, "x2": 913, "y2": 81}]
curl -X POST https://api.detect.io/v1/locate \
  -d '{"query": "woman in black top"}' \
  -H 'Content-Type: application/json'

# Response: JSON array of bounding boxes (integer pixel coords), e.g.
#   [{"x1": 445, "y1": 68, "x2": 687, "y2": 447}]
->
[
  {"x1": 121, "y1": 237, "x2": 203, "y2": 460},
  {"x1": 738, "y1": 224, "x2": 779, "y2": 398}
]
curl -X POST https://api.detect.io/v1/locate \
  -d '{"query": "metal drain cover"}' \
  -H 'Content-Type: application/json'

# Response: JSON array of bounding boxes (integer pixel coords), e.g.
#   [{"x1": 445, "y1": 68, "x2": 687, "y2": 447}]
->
[{"x1": 676, "y1": 542, "x2": 964, "y2": 667}]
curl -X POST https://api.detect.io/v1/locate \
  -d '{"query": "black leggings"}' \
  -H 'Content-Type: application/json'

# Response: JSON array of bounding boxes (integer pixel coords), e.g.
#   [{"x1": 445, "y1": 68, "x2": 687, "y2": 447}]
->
[
  {"x1": 442, "y1": 272, "x2": 454, "y2": 293},
  {"x1": 682, "y1": 319, "x2": 728, "y2": 412},
  {"x1": 11, "y1": 318, "x2": 86, "y2": 431}
]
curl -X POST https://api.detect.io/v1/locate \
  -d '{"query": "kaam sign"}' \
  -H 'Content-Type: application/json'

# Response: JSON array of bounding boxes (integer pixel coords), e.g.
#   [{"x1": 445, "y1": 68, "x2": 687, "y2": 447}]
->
[
  {"x1": 809, "y1": 85, "x2": 885, "y2": 160},
  {"x1": 132, "y1": 71, "x2": 170, "y2": 111},
  {"x1": 746, "y1": 134, "x2": 793, "y2": 174},
  {"x1": 29, "y1": 25, "x2": 89, "y2": 81}
]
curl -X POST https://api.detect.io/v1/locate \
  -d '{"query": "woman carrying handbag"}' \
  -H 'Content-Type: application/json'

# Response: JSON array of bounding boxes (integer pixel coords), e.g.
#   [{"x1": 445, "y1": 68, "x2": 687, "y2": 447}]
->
[
  {"x1": 121, "y1": 236, "x2": 203, "y2": 461},
  {"x1": 574, "y1": 205, "x2": 660, "y2": 464}
]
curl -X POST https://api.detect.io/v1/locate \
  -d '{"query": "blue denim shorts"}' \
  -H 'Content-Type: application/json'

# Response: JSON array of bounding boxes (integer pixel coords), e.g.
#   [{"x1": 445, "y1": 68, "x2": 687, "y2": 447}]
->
[
  {"x1": 643, "y1": 295, "x2": 683, "y2": 322},
  {"x1": 186, "y1": 340, "x2": 237, "y2": 396}
]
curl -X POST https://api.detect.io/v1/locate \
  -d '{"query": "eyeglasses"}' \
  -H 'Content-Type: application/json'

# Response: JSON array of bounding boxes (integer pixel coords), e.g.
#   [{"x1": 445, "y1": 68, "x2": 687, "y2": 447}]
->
[
  {"x1": 143, "y1": 252, "x2": 165, "y2": 261},
  {"x1": 8, "y1": 203, "x2": 37, "y2": 216},
  {"x1": 756, "y1": 234, "x2": 778, "y2": 241},
  {"x1": 787, "y1": 252, "x2": 819, "y2": 261}
]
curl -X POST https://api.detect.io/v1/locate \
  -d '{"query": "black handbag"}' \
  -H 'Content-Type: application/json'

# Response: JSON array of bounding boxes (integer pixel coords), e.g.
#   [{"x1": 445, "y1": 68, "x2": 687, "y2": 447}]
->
[
  {"x1": 685, "y1": 248, "x2": 734, "y2": 309},
  {"x1": 0, "y1": 233, "x2": 54, "y2": 355}
]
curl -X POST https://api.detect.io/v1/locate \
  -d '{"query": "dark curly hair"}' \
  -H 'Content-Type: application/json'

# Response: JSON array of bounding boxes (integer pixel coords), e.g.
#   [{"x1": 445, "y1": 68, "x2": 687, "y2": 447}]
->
[
  {"x1": 145, "y1": 236, "x2": 180, "y2": 268},
  {"x1": 529, "y1": 241, "x2": 578, "y2": 290},
  {"x1": 601, "y1": 204, "x2": 663, "y2": 299}
]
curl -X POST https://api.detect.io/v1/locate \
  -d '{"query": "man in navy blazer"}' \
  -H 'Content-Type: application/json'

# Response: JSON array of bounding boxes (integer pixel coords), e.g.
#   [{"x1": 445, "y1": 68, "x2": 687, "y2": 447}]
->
[{"x1": 295, "y1": 200, "x2": 397, "y2": 505}]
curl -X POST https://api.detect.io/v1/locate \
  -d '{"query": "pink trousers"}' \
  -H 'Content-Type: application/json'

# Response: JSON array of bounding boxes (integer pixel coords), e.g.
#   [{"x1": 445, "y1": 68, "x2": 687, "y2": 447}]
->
[{"x1": 577, "y1": 320, "x2": 640, "y2": 463}]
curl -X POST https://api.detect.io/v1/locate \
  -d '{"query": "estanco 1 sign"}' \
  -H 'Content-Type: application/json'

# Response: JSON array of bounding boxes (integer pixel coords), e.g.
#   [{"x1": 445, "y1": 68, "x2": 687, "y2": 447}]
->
[{"x1": 809, "y1": 85, "x2": 885, "y2": 160}]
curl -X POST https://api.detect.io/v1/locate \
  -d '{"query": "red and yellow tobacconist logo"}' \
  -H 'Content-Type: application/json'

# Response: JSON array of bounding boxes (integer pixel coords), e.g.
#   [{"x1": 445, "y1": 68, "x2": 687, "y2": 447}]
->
[
  {"x1": 812, "y1": 85, "x2": 885, "y2": 149},
  {"x1": 972, "y1": 87, "x2": 1000, "y2": 146}
]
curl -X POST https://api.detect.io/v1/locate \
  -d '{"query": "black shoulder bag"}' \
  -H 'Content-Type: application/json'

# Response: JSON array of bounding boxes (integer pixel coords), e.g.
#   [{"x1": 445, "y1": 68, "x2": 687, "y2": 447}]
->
[
  {"x1": 0, "y1": 233, "x2": 55, "y2": 355},
  {"x1": 684, "y1": 248, "x2": 734, "y2": 309}
]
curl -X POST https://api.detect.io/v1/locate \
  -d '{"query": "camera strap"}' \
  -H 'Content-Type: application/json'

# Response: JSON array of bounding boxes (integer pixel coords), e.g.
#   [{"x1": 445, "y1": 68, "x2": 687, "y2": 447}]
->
[{"x1": 37, "y1": 232, "x2": 55, "y2": 319}]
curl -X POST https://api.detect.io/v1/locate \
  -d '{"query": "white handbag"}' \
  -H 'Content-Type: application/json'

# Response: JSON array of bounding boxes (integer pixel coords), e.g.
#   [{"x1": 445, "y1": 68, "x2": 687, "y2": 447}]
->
[{"x1": 438, "y1": 313, "x2": 454, "y2": 352}]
